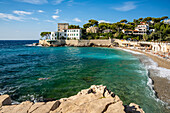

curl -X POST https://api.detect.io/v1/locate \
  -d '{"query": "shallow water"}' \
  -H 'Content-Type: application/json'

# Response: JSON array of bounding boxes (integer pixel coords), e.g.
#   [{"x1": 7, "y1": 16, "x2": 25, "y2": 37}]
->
[{"x1": 0, "y1": 40, "x2": 168, "y2": 113}]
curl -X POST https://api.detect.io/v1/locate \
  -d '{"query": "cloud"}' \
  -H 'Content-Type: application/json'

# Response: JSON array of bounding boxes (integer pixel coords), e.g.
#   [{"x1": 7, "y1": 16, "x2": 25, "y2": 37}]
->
[
  {"x1": 13, "y1": 10, "x2": 32, "y2": 15},
  {"x1": 52, "y1": 15, "x2": 59, "y2": 19},
  {"x1": 0, "y1": 13, "x2": 22, "y2": 21},
  {"x1": 15, "y1": 0, "x2": 48, "y2": 4},
  {"x1": 45, "y1": 20, "x2": 55, "y2": 22},
  {"x1": 73, "y1": 18, "x2": 81, "y2": 22},
  {"x1": 31, "y1": 17, "x2": 39, "y2": 21},
  {"x1": 53, "y1": 0, "x2": 64, "y2": 5},
  {"x1": 98, "y1": 20, "x2": 111, "y2": 23},
  {"x1": 55, "y1": 9, "x2": 61, "y2": 14},
  {"x1": 67, "y1": 0, "x2": 73, "y2": 6},
  {"x1": 113, "y1": 1, "x2": 137, "y2": 11},
  {"x1": 37, "y1": 10, "x2": 44, "y2": 13}
]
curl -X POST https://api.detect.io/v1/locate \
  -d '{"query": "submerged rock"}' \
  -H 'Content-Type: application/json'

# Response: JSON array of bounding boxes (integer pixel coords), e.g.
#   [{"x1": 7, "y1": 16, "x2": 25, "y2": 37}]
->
[{"x1": 0, "y1": 85, "x2": 144, "y2": 113}]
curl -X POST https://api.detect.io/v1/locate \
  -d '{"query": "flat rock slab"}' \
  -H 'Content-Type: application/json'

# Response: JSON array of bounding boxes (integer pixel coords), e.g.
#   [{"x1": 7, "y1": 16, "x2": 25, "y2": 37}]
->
[
  {"x1": 0, "y1": 95, "x2": 11, "y2": 107},
  {"x1": 0, "y1": 85, "x2": 145, "y2": 113}
]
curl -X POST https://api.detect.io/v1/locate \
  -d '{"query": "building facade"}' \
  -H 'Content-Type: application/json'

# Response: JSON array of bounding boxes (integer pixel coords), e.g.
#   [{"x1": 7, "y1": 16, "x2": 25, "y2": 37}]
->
[
  {"x1": 86, "y1": 26, "x2": 99, "y2": 33},
  {"x1": 102, "y1": 29, "x2": 112, "y2": 33},
  {"x1": 50, "y1": 29, "x2": 82, "y2": 40},
  {"x1": 133, "y1": 24, "x2": 149, "y2": 35},
  {"x1": 122, "y1": 23, "x2": 154, "y2": 35},
  {"x1": 58, "y1": 23, "x2": 69, "y2": 32}
]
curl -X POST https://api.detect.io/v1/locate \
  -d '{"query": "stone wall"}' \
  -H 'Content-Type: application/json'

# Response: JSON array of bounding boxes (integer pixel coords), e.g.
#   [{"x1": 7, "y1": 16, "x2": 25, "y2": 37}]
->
[{"x1": 39, "y1": 39, "x2": 113, "y2": 47}]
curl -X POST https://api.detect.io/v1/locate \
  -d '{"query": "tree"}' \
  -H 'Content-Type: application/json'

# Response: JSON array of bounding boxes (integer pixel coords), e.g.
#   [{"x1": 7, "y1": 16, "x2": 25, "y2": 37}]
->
[
  {"x1": 120, "y1": 19, "x2": 127, "y2": 23},
  {"x1": 40, "y1": 32, "x2": 51, "y2": 39},
  {"x1": 68, "y1": 25, "x2": 80, "y2": 29},
  {"x1": 149, "y1": 32, "x2": 156, "y2": 41},
  {"x1": 115, "y1": 22, "x2": 122, "y2": 33},
  {"x1": 133, "y1": 19, "x2": 139, "y2": 26},
  {"x1": 123, "y1": 35, "x2": 130, "y2": 40},
  {"x1": 83, "y1": 23, "x2": 93, "y2": 28},
  {"x1": 152, "y1": 18, "x2": 161, "y2": 23},
  {"x1": 136, "y1": 36, "x2": 140, "y2": 41},
  {"x1": 161, "y1": 16, "x2": 168, "y2": 21},
  {"x1": 87, "y1": 36, "x2": 93, "y2": 40},
  {"x1": 88, "y1": 19, "x2": 99, "y2": 26},
  {"x1": 114, "y1": 32, "x2": 120, "y2": 38},
  {"x1": 138, "y1": 18, "x2": 143, "y2": 21},
  {"x1": 143, "y1": 17, "x2": 152, "y2": 22},
  {"x1": 98, "y1": 23, "x2": 108, "y2": 30},
  {"x1": 143, "y1": 34, "x2": 149, "y2": 41}
]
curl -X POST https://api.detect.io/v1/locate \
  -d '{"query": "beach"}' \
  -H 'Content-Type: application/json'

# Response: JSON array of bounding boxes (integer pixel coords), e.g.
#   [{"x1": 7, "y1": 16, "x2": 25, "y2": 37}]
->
[{"x1": 115, "y1": 47, "x2": 170, "y2": 109}]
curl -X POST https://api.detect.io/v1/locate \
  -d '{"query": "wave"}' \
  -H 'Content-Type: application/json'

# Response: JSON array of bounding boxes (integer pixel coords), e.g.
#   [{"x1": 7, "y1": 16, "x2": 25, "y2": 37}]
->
[
  {"x1": 141, "y1": 57, "x2": 170, "y2": 80},
  {"x1": 25, "y1": 44, "x2": 34, "y2": 47},
  {"x1": 115, "y1": 48, "x2": 143, "y2": 55},
  {"x1": 116, "y1": 48, "x2": 170, "y2": 108}
]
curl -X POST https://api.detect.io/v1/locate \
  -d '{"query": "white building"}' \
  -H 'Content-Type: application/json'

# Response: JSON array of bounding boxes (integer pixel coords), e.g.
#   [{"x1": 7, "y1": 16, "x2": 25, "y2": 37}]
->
[
  {"x1": 122, "y1": 22, "x2": 155, "y2": 36},
  {"x1": 51, "y1": 32, "x2": 58, "y2": 40},
  {"x1": 50, "y1": 29, "x2": 82, "y2": 40},
  {"x1": 133, "y1": 24, "x2": 149, "y2": 35}
]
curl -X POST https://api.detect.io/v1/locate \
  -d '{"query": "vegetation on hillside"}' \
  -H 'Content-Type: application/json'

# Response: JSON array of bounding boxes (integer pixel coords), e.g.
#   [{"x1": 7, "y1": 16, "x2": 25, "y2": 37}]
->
[{"x1": 81, "y1": 16, "x2": 170, "y2": 41}]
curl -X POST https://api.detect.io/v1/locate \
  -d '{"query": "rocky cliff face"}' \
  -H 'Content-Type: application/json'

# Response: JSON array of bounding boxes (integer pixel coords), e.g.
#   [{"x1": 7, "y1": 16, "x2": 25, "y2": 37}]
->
[{"x1": 0, "y1": 85, "x2": 144, "y2": 113}]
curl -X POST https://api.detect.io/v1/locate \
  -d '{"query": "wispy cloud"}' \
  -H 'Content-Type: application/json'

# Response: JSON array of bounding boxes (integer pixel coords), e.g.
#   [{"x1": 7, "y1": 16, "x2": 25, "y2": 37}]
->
[
  {"x1": 67, "y1": 0, "x2": 73, "y2": 6},
  {"x1": 98, "y1": 20, "x2": 111, "y2": 23},
  {"x1": 15, "y1": 0, "x2": 48, "y2": 4},
  {"x1": 0, "y1": 13, "x2": 23, "y2": 21},
  {"x1": 37, "y1": 10, "x2": 44, "y2": 13},
  {"x1": 73, "y1": 18, "x2": 81, "y2": 22},
  {"x1": 55, "y1": 9, "x2": 62, "y2": 14},
  {"x1": 53, "y1": 0, "x2": 64, "y2": 5},
  {"x1": 13, "y1": 10, "x2": 32, "y2": 15},
  {"x1": 52, "y1": 15, "x2": 59, "y2": 19},
  {"x1": 31, "y1": 17, "x2": 39, "y2": 21},
  {"x1": 45, "y1": 20, "x2": 55, "y2": 23},
  {"x1": 113, "y1": 1, "x2": 137, "y2": 11}
]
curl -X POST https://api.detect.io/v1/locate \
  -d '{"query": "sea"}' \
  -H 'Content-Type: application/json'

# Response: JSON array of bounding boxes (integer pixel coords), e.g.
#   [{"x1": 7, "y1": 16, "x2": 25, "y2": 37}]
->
[{"x1": 0, "y1": 40, "x2": 169, "y2": 113}]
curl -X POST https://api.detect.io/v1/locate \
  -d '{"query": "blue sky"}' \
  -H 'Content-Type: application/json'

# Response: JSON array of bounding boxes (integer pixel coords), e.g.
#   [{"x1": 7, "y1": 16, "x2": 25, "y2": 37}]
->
[{"x1": 0, "y1": 0, "x2": 169, "y2": 40}]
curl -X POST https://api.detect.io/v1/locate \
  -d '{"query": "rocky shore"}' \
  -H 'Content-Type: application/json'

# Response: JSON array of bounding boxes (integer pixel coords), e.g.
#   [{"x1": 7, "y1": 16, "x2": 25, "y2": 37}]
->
[{"x1": 0, "y1": 85, "x2": 144, "y2": 113}]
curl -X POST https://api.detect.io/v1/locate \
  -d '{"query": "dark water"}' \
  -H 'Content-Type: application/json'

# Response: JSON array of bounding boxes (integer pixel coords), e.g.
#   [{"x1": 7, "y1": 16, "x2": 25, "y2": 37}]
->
[{"x1": 0, "y1": 40, "x2": 167, "y2": 113}]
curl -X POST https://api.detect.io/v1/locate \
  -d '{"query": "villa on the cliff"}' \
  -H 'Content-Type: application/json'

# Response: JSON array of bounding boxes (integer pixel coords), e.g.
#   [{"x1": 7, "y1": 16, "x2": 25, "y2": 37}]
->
[
  {"x1": 122, "y1": 22, "x2": 155, "y2": 35},
  {"x1": 51, "y1": 23, "x2": 82, "y2": 40}
]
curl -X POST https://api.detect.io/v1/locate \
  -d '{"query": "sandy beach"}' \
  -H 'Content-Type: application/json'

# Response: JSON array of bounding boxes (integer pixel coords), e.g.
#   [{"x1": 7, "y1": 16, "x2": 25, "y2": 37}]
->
[{"x1": 116, "y1": 47, "x2": 170, "y2": 108}]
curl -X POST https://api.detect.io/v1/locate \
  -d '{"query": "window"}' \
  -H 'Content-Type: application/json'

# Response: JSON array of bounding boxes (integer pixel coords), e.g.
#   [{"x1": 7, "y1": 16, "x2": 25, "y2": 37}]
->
[
  {"x1": 77, "y1": 34, "x2": 78, "y2": 36},
  {"x1": 74, "y1": 34, "x2": 75, "y2": 36},
  {"x1": 64, "y1": 34, "x2": 66, "y2": 36},
  {"x1": 77, "y1": 30, "x2": 78, "y2": 32}
]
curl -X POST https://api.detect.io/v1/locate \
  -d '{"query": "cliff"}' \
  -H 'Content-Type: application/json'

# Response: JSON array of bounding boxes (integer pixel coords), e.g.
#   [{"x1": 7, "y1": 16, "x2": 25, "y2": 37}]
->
[{"x1": 0, "y1": 85, "x2": 144, "y2": 113}]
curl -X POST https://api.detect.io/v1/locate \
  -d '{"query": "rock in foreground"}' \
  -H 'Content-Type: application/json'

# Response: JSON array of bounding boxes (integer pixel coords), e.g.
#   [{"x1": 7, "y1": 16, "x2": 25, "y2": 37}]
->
[{"x1": 0, "y1": 85, "x2": 144, "y2": 113}]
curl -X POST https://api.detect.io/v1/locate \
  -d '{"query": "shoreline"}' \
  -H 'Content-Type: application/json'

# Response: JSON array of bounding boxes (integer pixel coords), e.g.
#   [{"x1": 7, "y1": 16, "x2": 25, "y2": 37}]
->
[
  {"x1": 113, "y1": 47, "x2": 170, "y2": 108},
  {"x1": 31, "y1": 43, "x2": 170, "y2": 107}
]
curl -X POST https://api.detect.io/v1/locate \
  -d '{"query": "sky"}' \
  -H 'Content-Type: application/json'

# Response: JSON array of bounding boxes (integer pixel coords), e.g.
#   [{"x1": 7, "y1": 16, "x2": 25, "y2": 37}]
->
[{"x1": 0, "y1": 0, "x2": 170, "y2": 40}]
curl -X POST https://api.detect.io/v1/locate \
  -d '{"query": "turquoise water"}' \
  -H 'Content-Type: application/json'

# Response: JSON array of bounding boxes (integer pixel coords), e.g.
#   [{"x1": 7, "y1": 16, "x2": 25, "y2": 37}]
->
[{"x1": 0, "y1": 41, "x2": 167, "y2": 113}]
